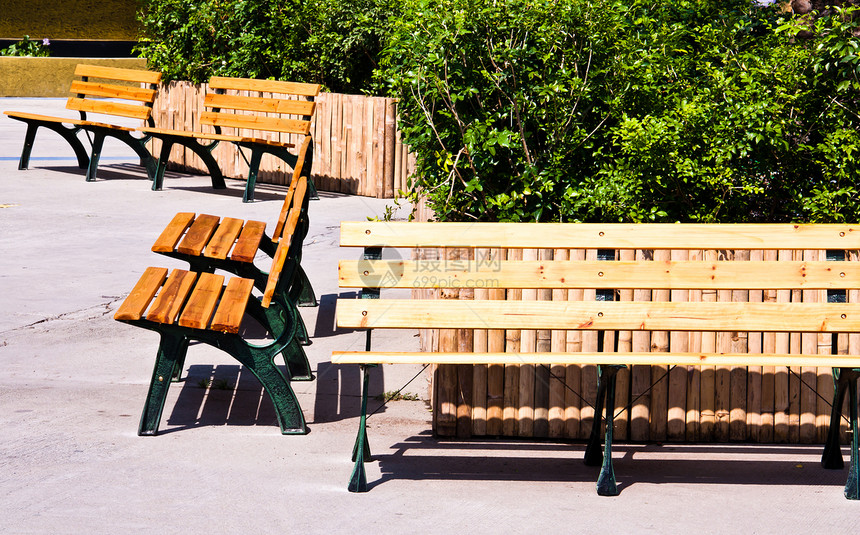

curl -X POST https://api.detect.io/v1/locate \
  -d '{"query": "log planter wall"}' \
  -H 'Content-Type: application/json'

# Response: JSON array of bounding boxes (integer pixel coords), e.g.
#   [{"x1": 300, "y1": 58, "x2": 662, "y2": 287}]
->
[
  {"x1": 149, "y1": 81, "x2": 415, "y2": 198},
  {"x1": 420, "y1": 242, "x2": 859, "y2": 444}
]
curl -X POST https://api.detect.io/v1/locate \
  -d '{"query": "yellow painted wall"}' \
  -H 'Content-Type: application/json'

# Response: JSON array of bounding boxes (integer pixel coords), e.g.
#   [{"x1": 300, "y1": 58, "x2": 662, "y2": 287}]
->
[
  {"x1": 0, "y1": 57, "x2": 148, "y2": 97},
  {"x1": 0, "y1": 0, "x2": 139, "y2": 40}
]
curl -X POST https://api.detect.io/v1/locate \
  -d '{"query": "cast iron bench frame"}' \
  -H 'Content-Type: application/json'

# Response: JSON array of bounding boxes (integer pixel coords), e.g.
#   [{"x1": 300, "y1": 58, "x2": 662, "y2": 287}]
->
[{"x1": 334, "y1": 221, "x2": 860, "y2": 500}]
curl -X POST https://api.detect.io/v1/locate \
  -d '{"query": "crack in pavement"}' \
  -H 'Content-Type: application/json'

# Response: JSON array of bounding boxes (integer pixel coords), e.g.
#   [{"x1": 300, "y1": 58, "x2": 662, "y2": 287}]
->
[{"x1": 0, "y1": 296, "x2": 125, "y2": 336}]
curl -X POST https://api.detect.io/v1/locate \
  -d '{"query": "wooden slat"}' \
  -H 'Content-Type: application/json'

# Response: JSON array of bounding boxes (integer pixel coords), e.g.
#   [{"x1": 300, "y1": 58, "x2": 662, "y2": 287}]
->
[
  {"x1": 272, "y1": 137, "x2": 312, "y2": 241},
  {"x1": 210, "y1": 277, "x2": 255, "y2": 333},
  {"x1": 336, "y1": 299, "x2": 860, "y2": 332},
  {"x1": 204, "y1": 217, "x2": 244, "y2": 260},
  {"x1": 341, "y1": 222, "x2": 860, "y2": 250},
  {"x1": 66, "y1": 98, "x2": 152, "y2": 120},
  {"x1": 230, "y1": 221, "x2": 267, "y2": 263},
  {"x1": 200, "y1": 111, "x2": 311, "y2": 135},
  {"x1": 152, "y1": 212, "x2": 196, "y2": 253},
  {"x1": 339, "y1": 260, "x2": 860, "y2": 290},
  {"x1": 177, "y1": 214, "x2": 220, "y2": 256},
  {"x1": 178, "y1": 273, "x2": 225, "y2": 330},
  {"x1": 208, "y1": 77, "x2": 320, "y2": 96},
  {"x1": 146, "y1": 269, "x2": 198, "y2": 324},
  {"x1": 69, "y1": 80, "x2": 157, "y2": 102},
  {"x1": 205, "y1": 93, "x2": 315, "y2": 116},
  {"x1": 262, "y1": 177, "x2": 307, "y2": 307},
  {"x1": 115, "y1": 267, "x2": 169, "y2": 321},
  {"x1": 75, "y1": 64, "x2": 162, "y2": 85},
  {"x1": 332, "y1": 351, "x2": 860, "y2": 367}
]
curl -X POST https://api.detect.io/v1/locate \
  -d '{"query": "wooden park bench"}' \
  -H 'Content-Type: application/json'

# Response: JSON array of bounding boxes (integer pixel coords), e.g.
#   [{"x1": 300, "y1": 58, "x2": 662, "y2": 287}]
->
[
  {"x1": 334, "y1": 222, "x2": 860, "y2": 500},
  {"x1": 3, "y1": 64, "x2": 162, "y2": 181},
  {"x1": 148, "y1": 136, "x2": 317, "y2": 345},
  {"x1": 114, "y1": 174, "x2": 313, "y2": 436},
  {"x1": 139, "y1": 77, "x2": 320, "y2": 202}
]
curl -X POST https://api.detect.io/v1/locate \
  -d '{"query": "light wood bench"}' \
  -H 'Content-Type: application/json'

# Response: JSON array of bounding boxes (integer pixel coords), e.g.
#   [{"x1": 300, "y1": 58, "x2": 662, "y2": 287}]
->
[
  {"x1": 334, "y1": 221, "x2": 860, "y2": 499},
  {"x1": 114, "y1": 175, "x2": 313, "y2": 436},
  {"x1": 148, "y1": 137, "x2": 317, "y2": 345},
  {"x1": 139, "y1": 77, "x2": 320, "y2": 202},
  {"x1": 4, "y1": 64, "x2": 162, "y2": 181}
]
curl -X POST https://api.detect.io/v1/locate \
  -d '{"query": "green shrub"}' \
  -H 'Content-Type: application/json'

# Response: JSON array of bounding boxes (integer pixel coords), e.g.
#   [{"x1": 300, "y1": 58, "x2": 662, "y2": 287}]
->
[
  {"x1": 135, "y1": 0, "x2": 397, "y2": 93},
  {"x1": 0, "y1": 36, "x2": 51, "y2": 57},
  {"x1": 384, "y1": 0, "x2": 860, "y2": 223}
]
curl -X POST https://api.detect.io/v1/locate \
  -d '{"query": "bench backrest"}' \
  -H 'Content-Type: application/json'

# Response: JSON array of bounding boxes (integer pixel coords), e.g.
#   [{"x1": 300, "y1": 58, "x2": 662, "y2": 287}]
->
[
  {"x1": 201, "y1": 77, "x2": 321, "y2": 136},
  {"x1": 262, "y1": 173, "x2": 309, "y2": 308},
  {"x1": 338, "y1": 222, "x2": 860, "y2": 365},
  {"x1": 66, "y1": 64, "x2": 162, "y2": 123}
]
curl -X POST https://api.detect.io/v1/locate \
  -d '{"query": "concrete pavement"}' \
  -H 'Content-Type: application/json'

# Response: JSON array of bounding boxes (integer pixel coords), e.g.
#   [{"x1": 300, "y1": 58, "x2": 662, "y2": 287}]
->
[{"x1": 1, "y1": 98, "x2": 858, "y2": 534}]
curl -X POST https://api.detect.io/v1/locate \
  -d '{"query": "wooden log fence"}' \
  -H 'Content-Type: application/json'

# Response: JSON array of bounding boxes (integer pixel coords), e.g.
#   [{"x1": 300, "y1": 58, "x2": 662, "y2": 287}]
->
[
  {"x1": 149, "y1": 81, "x2": 415, "y2": 198},
  {"x1": 423, "y1": 243, "x2": 859, "y2": 443}
]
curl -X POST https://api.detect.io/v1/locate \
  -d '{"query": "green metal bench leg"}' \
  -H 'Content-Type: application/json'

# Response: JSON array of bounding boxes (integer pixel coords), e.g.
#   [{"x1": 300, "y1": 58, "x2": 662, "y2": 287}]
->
[
  {"x1": 86, "y1": 132, "x2": 106, "y2": 181},
  {"x1": 139, "y1": 333, "x2": 188, "y2": 436},
  {"x1": 845, "y1": 371, "x2": 859, "y2": 499},
  {"x1": 349, "y1": 364, "x2": 373, "y2": 492},
  {"x1": 584, "y1": 364, "x2": 620, "y2": 496},
  {"x1": 245, "y1": 297, "x2": 313, "y2": 381},
  {"x1": 170, "y1": 341, "x2": 189, "y2": 382},
  {"x1": 152, "y1": 141, "x2": 174, "y2": 191},
  {"x1": 15, "y1": 120, "x2": 89, "y2": 170},
  {"x1": 243, "y1": 150, "x2": 264, "y2": 203},
  {"x1": 822, "y1": 368, "x2": 860, "y2": 500},
  {"x1": 215, "y1": 335, "x2": 307, "y2": 434},
  {"x1": 822, "y1": 368, "x2": 852, "y2": 469},
  {"x1": 293, "y1": 265, "x2": 318, "y2": 307}
]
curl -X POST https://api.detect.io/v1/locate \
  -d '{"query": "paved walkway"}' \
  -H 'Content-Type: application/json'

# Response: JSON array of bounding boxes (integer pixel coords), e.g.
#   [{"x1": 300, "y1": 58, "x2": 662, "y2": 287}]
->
[{"x1": 0, "y1": 98, "x2": 857, "y2": 534}]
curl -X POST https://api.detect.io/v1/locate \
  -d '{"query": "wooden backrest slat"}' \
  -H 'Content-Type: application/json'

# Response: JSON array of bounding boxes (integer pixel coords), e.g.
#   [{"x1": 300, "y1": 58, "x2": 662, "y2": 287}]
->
[
  {"x1": 272, "y1": 137, "x2": 312, "y2": 241},
  {"x1": 200, "y1": 111, "x2": 311, "y2": 135},
  {"x1": 152, "y1": 212, "x2": 196, "y2": 253},
  {"x1": 337, "y1": 300, "x2": 860, "y2": 333},
  {"x1": 340, "y1": 222, "x2": 860, "y2": 250},
  {"x1": 340, "y1": 259, "x2": 860, "y2": 290},
  {"x1": 210, "y1": 277, "x2": 255, "y2": 334},
  {"x1": 204, "y1": 93, "x2": 315, "y2": 116},
  {"x1": 208, "y1": 76, "x2": 320, "y2": 97},
  {"x1": 146, "y1": 269, "x2": 198, "y2": 324},
  {"x1": 230, "y1": 221, "x2": 267, "y2": 263},
  {"x1": 114, "y1": 267, "x2": 168, "y2": 321},
  {"x1": 176, "y1": 214, "x2": 220, "y2": 256},
  {"x1": 262, "y1": 175, "x2": 308, "y2": 308},
  {"x1": 75, "y1": 64, "x2": 162, "y2": 85},
  {"x1": 331, "y1": 351, "x2": 860, "y2": 368},
  {"x1": 69, "y1": 80, "x2": 157, "y2": 102},
  {"x1": 66, "y1": 98, "x2": 152, "y2": 121},
  {"x1": 178, "y1": 273, "x2": 225, "y2": 330},
  {"x1": 203, "y1": 217, "x2": 244, "y2": 260}
]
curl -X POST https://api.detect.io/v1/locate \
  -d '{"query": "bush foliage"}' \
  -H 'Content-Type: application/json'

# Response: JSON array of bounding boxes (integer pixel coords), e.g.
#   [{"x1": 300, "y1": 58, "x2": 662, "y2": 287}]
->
[
  {"x1": 382, "y1": 0, "x2": 860, "y2": 222},
  {"x1": 138, "y1": 0, "x2": 860, "y2": 223},
  {"x1": 135, "y1": 0, "x2": 395, "y2": 93}
]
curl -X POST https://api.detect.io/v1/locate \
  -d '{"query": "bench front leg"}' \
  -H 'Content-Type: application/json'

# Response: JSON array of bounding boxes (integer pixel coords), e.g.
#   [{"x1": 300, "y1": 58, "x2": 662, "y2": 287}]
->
[
  {"x1": 584, "y1": 364, "x2": 621, "y2": 496},
  {"x1": 17, "y1": 120, "x2": 89, "y2": 170},
  {"x1": 138, "y1": 332, "x2": 189, "y2": 436},
  {"x1": 348, "y1": 363, "x2": 373, "y2": 492}
]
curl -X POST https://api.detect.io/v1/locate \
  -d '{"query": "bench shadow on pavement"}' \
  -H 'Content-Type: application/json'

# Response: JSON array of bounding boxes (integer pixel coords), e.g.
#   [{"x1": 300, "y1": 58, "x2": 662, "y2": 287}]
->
[{"x1": 370, "y1": 439, "x2": 848, "y2": 493}]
